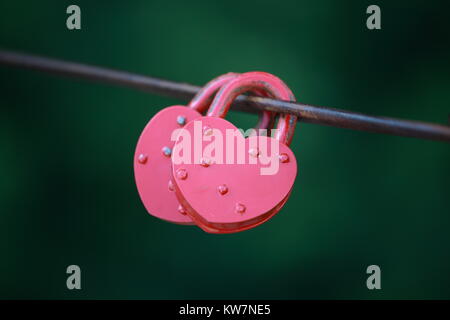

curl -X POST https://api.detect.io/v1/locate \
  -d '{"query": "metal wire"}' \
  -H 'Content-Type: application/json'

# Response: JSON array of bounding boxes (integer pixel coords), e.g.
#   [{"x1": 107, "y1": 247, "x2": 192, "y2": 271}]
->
[{"x1": 1, "y1": 49, "x2": 449, "y2": 142}]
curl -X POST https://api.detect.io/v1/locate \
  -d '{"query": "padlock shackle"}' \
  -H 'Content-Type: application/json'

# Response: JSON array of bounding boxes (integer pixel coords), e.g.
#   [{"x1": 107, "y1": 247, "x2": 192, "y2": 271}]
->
[
  {"x1": 188, "y1": 72, "x2": 274, "y2": 131},
  {"x1": 188, "y1": 73, "x2": 238, "y2": 112},
  {"x1": 207, "y1": 72, "x2": 297, "y2": 146}
]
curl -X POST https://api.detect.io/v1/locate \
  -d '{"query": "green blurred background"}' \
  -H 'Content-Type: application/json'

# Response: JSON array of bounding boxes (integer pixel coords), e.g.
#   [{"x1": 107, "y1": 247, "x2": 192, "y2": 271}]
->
[{"x1": 0, "y1": 0, "x2": 449, "y2": 299}]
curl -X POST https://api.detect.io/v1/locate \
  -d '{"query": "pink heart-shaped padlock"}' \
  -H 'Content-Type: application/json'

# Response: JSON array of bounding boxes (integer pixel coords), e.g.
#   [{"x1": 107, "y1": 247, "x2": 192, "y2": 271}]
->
[
  {"x1": 171, "y1": 72, "x2": 298, "y2": 233},
  {"x1": 134, "y1": 73, "x2": 273, "y2": 224}
]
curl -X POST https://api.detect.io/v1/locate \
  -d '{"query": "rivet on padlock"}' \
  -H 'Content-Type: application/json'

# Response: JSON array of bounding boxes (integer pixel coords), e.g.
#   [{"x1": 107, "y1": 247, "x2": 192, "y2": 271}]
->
[
  {"x1": 134, "y1": 73, "x2": 274, "y2": 225},
  {"x1": 171, "y1": 72, "x2": 298, "y2": 233}
]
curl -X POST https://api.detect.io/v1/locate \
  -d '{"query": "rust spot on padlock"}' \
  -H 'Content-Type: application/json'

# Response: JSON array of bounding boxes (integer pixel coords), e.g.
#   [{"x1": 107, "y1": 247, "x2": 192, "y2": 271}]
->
[
  {"x1": 200, "y1": 157, "x2": 211, "y2": 167},
  {"x1": 203, "y1": 126, "x2": 213, "y2": 136},
  {"x1": 279, "y1": 153, "x2": 289, "y2": 163},
  {"x1": 176, "y1": 168, "x2": 188, "y2": 180},
  {"x1": 217, "y1": 184, "x2": 228, "y2": 195},
  {"x1": 137, "y1": 154, "x2": 148, "y2": 164},
  {"x1": 235, "y1": 203, "x2": 246, "y2": 214}
]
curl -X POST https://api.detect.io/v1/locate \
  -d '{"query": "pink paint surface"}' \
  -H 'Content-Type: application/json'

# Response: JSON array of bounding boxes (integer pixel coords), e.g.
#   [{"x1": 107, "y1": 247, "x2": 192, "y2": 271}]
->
[
  {"x1": 172, "y1": 117, "x2": 297, "y2": 233},
  {"x1": 134, "y1": 106, "x2": 203, "y2": 224}
]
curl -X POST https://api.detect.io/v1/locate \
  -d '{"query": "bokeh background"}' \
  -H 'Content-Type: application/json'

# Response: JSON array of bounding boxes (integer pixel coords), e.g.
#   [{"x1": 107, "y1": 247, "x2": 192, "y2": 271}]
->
[{"x1": 0, "y1": 0, "x2": 449, "y2": 299}]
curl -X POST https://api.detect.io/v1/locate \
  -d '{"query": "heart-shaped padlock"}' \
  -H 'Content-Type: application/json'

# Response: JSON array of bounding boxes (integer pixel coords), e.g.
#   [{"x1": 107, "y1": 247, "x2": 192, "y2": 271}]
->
[
  {"x1": 134, "y1": 73, "x2": 273, "y2": 224},
  {"x1": 171, "y1": 72, "x2": 298, "y2": 233}
]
